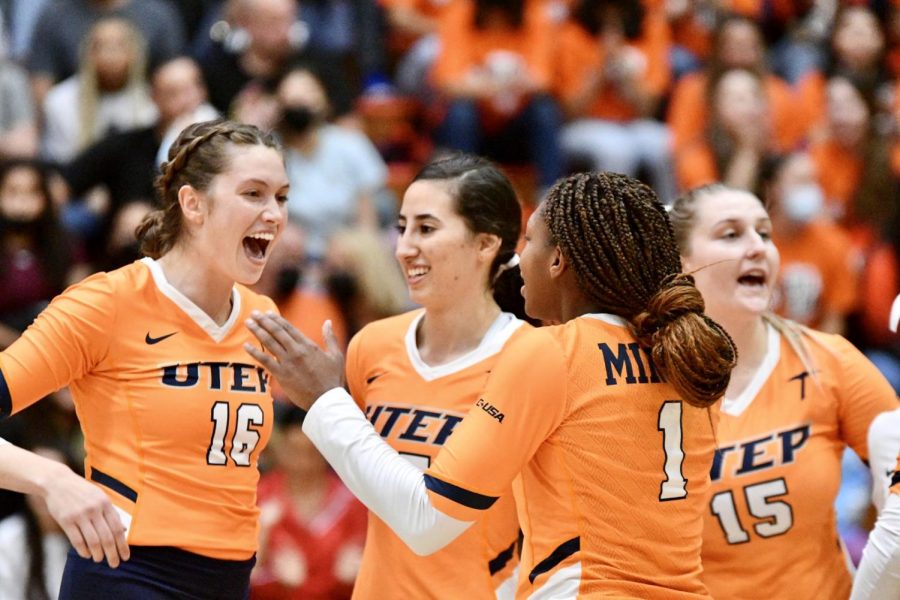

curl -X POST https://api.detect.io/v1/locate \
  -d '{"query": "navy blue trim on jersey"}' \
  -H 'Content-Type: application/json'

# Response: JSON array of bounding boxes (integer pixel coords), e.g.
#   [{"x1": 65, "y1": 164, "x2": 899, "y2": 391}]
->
[
  {"x1": 424, "y1": 474, "x2": 498, "y2": 510},
  {"x1": 892, "y1": 470, "x2": 900, "y2": 487},
  {"x1": 488, "y1": 539, "x2": 517, "y2": 575},
  {"x1": 528, "y1": 537, "x2": 580, "y2": 583},
  {"x1": 90, "y1": 467, "x2": 138, "y2": 502},
  {"x1": 0, "y1": 368, "x2": 11, "y2": 418},
  {"x1": 59, "y1": 546, "x2": 255, "y2": 600}
]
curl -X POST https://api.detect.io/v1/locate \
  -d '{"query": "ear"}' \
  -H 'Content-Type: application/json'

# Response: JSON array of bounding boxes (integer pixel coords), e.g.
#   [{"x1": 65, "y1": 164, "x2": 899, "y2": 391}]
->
[
  {"x1": 177, "y1": 184, "x2": 206, "y2": 226},
  {"x1": 548, "y1": 246, "x2": 568, "y2": 280},
  {"x1": 476, "y1": 232, "x2": 502, "y2": 262}
]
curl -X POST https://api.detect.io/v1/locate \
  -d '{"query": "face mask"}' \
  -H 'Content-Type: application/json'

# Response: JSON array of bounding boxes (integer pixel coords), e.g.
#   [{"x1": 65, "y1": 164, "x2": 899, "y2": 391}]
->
[
  {"x1": 781, "y1": 184, "x2": 824, "y2": 224},
  {"x1": 326, "y1": 270, "x2": 358, "y2": 305},
  {"x1": 281, "y1": 105, "x2": 318, "y2": 134},
  {"x1": 275, "y1": 265, "x2": 302, "y2": 299}
]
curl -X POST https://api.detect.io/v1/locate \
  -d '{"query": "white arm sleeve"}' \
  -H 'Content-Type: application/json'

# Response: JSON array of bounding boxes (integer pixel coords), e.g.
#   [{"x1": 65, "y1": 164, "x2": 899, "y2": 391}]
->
[
  {"x1": 867, "y1": 409, "x2": 900, "y2": 512},
  {"x1": 302, "y1": 387, "x2": 474, "y2": 555},
  {"x1": 851, "y1": 494, "x2": 900, "y2": 599}
]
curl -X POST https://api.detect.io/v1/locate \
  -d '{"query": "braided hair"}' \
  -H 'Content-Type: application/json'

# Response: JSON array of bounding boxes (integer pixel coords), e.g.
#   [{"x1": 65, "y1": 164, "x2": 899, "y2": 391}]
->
[
  {"x1": 542, "y1": 172, "x2": 736, "y2": 407},
  {"x1": 136, "y1": 119, "x2": 282, "y2": 258}
]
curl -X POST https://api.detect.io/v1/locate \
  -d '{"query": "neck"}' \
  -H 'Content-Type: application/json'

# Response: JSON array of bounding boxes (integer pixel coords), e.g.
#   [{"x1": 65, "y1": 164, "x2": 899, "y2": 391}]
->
[
  {"x1": 711, "y1": 310, "x2": 769, "y2": 396},
  {"x1": 239, "y1": 49, "x2": 280, "y2": 78},
  {"x1": 418, "y1": 290, "x2": 501, "y2": 366},
  {"x1": 156, "y1": 247, "x2": 234, "y2": 326},
  {"x1": 558, "y1": 283, "x2": 601, "y2": 323}
]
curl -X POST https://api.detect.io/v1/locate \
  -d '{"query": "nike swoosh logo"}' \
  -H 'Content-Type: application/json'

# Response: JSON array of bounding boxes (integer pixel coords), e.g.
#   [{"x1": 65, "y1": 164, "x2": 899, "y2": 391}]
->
[
  {"x1": 366, "y1": 372, "x2": 386, "y2": 385},
  {"x1": 145, "y1": 331, "x2": 177, "y2": 345}
]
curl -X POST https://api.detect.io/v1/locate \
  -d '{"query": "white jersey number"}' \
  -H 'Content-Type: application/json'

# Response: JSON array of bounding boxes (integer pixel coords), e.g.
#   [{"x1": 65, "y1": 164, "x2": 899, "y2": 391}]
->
[
  {"x1": 207, "y1": 402, "x2": 264, "y2": 466},
  {"x1": 658, "y1": 401, "x2": 688, "y2": 501},
  {"x1": 711, "y1": 478, "x2": 793, "y2": 543}
]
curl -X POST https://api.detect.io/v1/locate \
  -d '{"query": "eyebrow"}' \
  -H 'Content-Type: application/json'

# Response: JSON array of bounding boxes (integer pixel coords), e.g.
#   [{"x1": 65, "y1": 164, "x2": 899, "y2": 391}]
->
[
  {"x1": 398, "y1": 213, "x2": 440, "y2": 222},
  {"x1": 713, "y1": 216, "x2": 772, "y2": 227}
]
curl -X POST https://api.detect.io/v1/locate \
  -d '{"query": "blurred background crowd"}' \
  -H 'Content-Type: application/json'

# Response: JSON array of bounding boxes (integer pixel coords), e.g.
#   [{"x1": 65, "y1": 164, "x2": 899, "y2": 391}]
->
[{"x1": 0, "y1": 0, "x2": 898, "y2": 598}]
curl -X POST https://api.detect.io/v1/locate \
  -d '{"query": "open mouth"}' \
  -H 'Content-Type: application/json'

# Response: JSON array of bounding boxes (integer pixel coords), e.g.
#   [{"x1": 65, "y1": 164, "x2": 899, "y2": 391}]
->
[
  {"x1": 243, "y1": 232, "x2": 274, "y2": 261},
  {"x1": 737, "y1": 273, "x2": 766, "y2": 287},
  {"x1": 407, "y1": 266, "x2": 430, "y2": 283}
]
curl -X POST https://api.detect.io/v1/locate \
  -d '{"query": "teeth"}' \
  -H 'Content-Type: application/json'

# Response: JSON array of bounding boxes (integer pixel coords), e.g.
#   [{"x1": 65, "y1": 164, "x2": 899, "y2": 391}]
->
[
  {"x1": 408, "y1": 267, "x2": 429, "y2": 277},
  {"x1": 248, "y1": 232, "x2": 274, "y2": 241}
]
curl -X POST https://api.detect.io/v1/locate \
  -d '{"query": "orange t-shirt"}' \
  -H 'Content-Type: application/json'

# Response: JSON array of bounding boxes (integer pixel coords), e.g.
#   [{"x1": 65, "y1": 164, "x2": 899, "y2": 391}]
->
[
  {"x1": 553, "y1": 13, "x2": 670, "y2": 121},
  {"x1": 701, "y1": 325, "x2": 898, "y2": 599},
  {"x1": 771, "y1": 220, "x2": 860, "y2": 328},
  {"x1": 426, "y1": 314, "x2": 717, "y2": 599},
  {"x1": 431, "y1": 0, "x2": 556, "y2": 92},
  {"x1": 674, "y1": 138, "x2": 718, "y2": 193},
  {"x1": 347, "y1": 310, "x2": 527, "y2": 599},
  {"x1": 0, "y1": 258, "x2": 277, "y2": 560},
  {"x1": 668, "y1": 72, "x2": 803, "y2": 152}
]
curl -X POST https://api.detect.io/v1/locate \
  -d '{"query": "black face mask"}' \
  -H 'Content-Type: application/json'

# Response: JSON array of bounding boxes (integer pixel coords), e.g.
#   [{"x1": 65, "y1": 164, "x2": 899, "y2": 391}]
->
[
  {"x1": 325, "y1": 270, "x2": 358, "y2": 306},
  {"x1": 281, "y1": 105, "x2": 318, "y2": 134},
  {"x1": 275, "y1": 265, "x2": 302, "y2": 299}
]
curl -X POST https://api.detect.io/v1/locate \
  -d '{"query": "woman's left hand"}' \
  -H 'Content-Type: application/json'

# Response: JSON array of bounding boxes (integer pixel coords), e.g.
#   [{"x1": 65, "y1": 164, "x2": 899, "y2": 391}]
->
[{"x1": 244, "y1": 312, "x2": 344, "y2": 411}]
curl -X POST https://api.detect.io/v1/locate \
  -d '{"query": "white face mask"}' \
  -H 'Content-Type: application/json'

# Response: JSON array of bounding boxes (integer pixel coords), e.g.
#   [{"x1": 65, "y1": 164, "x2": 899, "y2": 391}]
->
[{"x1": 781, "y1": 184, "x2": 824, "y2": 224}]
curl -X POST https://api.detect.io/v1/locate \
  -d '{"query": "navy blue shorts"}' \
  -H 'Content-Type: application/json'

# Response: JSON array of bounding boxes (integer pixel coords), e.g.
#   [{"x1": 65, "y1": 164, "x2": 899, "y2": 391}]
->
[{"x1": 58, "y1": 546, "x2": 255, "y2": 599}]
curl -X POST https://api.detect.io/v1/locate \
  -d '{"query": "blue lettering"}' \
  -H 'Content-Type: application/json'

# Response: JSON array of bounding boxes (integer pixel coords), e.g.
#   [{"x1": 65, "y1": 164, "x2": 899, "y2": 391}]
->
[
  {"x1": 599, "y1": 343, "x2": 636, "y2": 385},
  {"x1": 399, "y1": 409, "x2": 442, "y2": 442},
  {"x1": 433, "y1": 414, "x2": 463, "y2": 446},
  {"x1": 230, "y1": 363, "x2": 256, "y2": 392},
  {"x1": 778, "y1": 424, "x2": 810, "y2": 464},
  {"x1": 202, "y1": 362, "x2": 229, "y2": 390},
  {"x1": 737, "y1": 434, "x2": 775, "y2": 475},
  {"x1": 162, "y1": 363, "x2": 199, "y2": 387},
  {"x1": 710, "y1": 445, "x2": 736, "y2": 482},
  {"x1": 380, "y1": 406, "x2": 412, "y2": 437}
]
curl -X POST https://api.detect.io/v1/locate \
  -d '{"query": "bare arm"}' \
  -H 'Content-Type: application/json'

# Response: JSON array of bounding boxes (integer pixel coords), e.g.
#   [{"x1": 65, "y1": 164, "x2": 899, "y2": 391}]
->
[{"x1": 0, "y1": 440, "x2": 129, "y2": 567}]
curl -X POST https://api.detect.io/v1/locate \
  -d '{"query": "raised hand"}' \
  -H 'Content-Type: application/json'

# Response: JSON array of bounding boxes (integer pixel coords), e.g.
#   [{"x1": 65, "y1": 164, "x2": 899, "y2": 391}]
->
[{"x1": 244, "y1": 312, "x2": 345, "y2": 410}]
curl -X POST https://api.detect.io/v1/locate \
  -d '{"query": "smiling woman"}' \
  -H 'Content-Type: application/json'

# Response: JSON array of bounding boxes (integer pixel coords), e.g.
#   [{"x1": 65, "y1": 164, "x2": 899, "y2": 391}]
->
[
  {"x1": 670, "y1": 184, "x2": 899, "y2": 600},
  {"x1": 0, "y1": 119, "x2": 290, "y2": 599}
]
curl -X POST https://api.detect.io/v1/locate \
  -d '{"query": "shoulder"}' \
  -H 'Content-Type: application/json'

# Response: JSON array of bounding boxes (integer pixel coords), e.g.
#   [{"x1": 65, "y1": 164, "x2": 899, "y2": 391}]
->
[
  {"x1": 45, "y1": 76, "x2": 78, "y2": 104},
  {"x1": 352, "y1": 309, "x2": 421, "y2": 348},
  {"x1": 236, "y1": 284, "x2": 279, "y2": 314}
]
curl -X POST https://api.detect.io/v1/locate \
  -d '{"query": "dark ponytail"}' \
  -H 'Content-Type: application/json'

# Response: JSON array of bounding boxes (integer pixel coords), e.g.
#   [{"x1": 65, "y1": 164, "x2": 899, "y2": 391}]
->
[{"x1": 413, "y1": 153, "x2": 531, "y2": 321}]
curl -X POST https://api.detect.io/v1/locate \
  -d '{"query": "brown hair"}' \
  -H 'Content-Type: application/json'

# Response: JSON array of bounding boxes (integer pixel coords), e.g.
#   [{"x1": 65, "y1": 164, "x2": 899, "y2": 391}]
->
[
  {"x1": 136, "y1": 119, "x2": 282, "y2": 258},
  {"x1": 671, "y1": 184, "x2": 821, "y2": 379},
  {"x1": 541, "y1": 172, "x2": 736, "y2": 408}
]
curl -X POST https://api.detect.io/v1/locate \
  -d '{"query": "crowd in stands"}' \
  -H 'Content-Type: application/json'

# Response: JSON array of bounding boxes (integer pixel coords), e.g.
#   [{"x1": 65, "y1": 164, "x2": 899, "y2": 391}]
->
[{"x1": 0, "y1": 0, "x2": 898, "y2": 597}]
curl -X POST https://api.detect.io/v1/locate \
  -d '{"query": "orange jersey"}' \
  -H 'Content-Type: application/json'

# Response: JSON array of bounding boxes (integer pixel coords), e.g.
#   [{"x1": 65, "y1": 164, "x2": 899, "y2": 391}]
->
[
  {"x1": 0, "y1": 259, "x2": 277, "y2": 560},
  {"x1": 701, "y1": 324, "x2": 899, "y2": 599},
  {"x1": 425, "y1": 314, "x2": 718, "y2": 599},
  {"x1": 347, "y1": 310, "x2": 526, "y2": 599}
]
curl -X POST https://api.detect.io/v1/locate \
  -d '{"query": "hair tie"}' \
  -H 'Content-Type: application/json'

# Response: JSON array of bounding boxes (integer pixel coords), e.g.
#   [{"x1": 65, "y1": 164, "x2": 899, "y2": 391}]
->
[{"x1": 493, "y1": 253, "x2": 520, "y2": 283}]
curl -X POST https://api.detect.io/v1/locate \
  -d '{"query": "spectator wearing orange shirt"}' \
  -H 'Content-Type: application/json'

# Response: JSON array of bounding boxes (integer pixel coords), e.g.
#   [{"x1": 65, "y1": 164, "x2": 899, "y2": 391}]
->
[
  {"x1": 555, "y1": 0, "x2": 677, "y2": 202},
  {"x1": 809, "y1": 75, "x2": 898, "y2": 244},
  {"x1": 431, "y1": 0, "x2": 563, "y2": 190},
  {"x1": 795, "y1": 6, "x2": 891, "y2": 143},
  {"x1": 762, "y1": 152, "x2": 860, "y2": 334},
  {"x1": 667, "y1": 13, "x2": 802, "y2": 154},
  {"x1": 675, "y1": 68, "x2": 778, "y2": 194}
]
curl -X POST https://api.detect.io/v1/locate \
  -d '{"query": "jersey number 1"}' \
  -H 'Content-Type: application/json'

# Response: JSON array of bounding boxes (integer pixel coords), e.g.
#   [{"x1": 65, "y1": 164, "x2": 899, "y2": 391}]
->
[
  {"x1": 207, "y1": 401, "x2": 264, "y2": 466},
  {"x1": 658, "y1": 401, "x2": 688, "y2": 501}
]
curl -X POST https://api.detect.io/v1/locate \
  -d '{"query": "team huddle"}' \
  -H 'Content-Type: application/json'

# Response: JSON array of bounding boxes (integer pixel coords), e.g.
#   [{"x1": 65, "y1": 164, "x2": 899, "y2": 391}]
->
[{"x1": 0, "y1": 119, "x2": 898, "y2": 599}]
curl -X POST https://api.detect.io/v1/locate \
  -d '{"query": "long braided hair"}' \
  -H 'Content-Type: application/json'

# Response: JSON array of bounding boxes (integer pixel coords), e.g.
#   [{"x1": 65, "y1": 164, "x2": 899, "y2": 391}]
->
[
  {"x1": 136, "y1": 119, "x2": 282, "y2": 259},
  {"x1": 542, "y1": 172, "x2": 737, "y2": 408}
]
